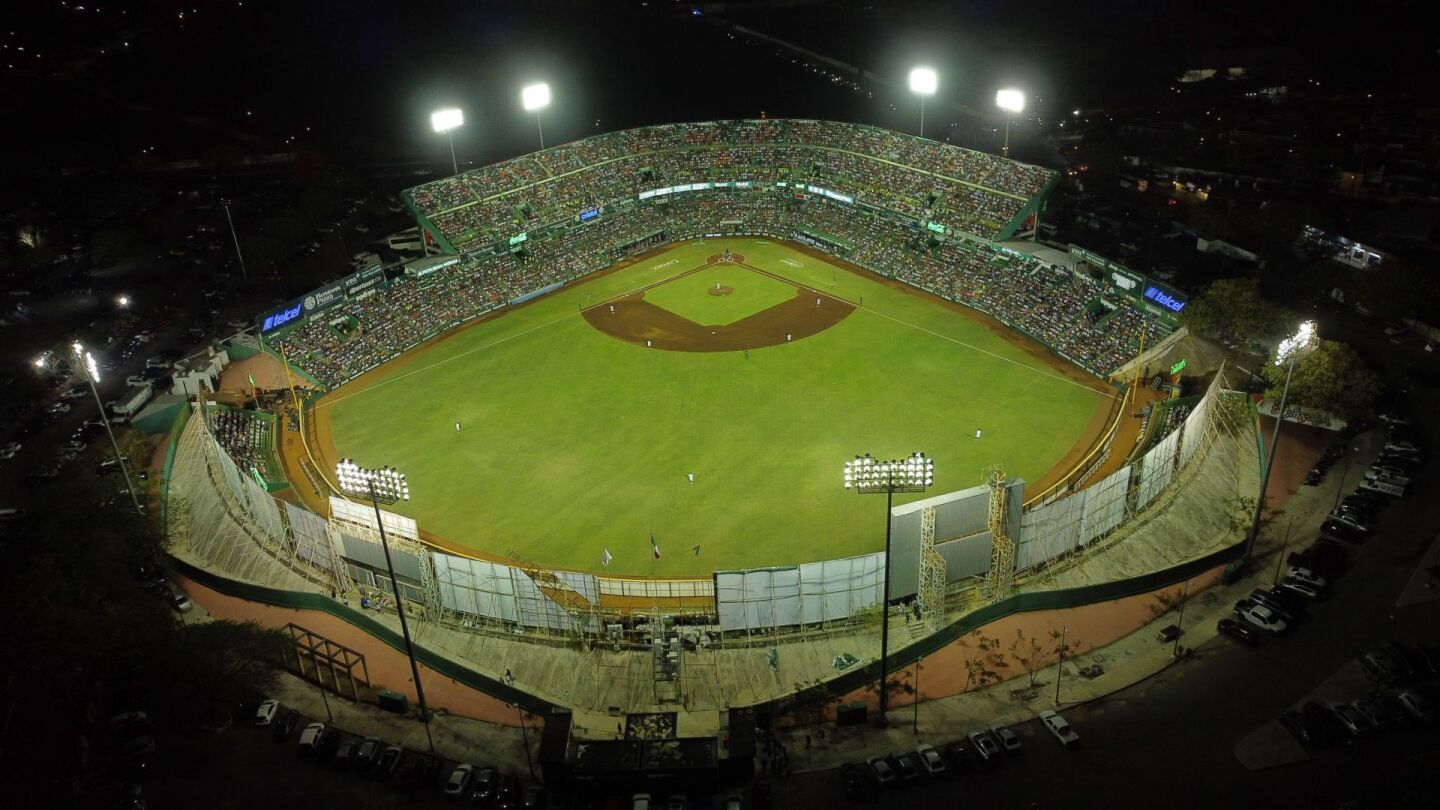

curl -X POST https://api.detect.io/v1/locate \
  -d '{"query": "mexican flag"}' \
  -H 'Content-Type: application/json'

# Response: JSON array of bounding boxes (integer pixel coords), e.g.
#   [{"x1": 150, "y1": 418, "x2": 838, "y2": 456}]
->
[{"x1": 650, "y1": 532, "x2": 661, "y2": 560}]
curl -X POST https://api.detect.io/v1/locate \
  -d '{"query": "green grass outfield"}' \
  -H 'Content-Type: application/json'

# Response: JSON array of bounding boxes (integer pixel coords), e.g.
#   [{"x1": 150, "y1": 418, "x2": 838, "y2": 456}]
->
[{"x1": 320, "y1": 238, "x2": 1111, "y2": 577}]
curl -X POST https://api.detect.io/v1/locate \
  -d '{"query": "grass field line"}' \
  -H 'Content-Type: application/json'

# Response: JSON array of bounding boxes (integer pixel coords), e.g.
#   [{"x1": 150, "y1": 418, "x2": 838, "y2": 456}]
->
[{"x1": 859, "y1": 306, "x2": 1121, "y2": 400}]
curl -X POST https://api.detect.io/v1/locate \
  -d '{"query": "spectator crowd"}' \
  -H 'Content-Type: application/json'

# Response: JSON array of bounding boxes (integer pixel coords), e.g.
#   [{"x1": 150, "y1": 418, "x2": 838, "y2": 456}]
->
[{"x1": 210, "y1": 407, "x2": 277, "y2": 482}]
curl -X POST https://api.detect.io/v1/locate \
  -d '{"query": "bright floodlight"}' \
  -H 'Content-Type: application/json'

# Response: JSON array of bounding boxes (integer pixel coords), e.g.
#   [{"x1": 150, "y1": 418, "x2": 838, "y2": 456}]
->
[
  {"x1": 908, "y1": 67, "x2": 937, "y2": 96},
  {"x1": 1275, "y1": 321, "x2": 1316, "y2": 365},
  {"x1": 996, "y1": 88, "x2": 1025, "y2": 113},
  {"x1": 521, "y1": 82, "x2": 551, "y2": 112},
  {"x1": 844, "y1": 452, "x2": 934, "y2": 493},
  {"x1": 430, "y1": 108, "x2": 463, "y2": 133},
  {"x1": 335, "y1": 458, "x2": 410, "y2": 504},
  {"x1": 117, "y1": 294, "x2": 130, "y2": 307},
  {"x1": 72, "y1": 341, "x2": 99, "y2": 382}
]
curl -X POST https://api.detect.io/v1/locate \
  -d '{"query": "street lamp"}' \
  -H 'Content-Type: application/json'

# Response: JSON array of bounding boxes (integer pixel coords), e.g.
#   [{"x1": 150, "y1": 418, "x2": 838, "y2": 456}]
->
[
  {"x1": 430, "y1": 107, "x2": 464, "y2": 176},
  {"x1": 333, "y1": 458, "x2": 434, "y2": 753},
  {"x1": 843, "y1": 451, "x2": 934, "y2": 725},
  {"x1": 117, "y1": 294, "x2": 130, "y2": 308},
  {"x1": 996, "y1": 88, "x2": 1025, "y2": 158},
  {"x1": 72, "y1": 342, "x2": 144, "y2": 515},
  {"x1": 908, "y1": 67, "x2": 937, "y2": 139},
  {"x1": 219, "y1": 199, "x2": 249, "y2": 283},
  {"x1": 1245, "y1": 321, "x2": 1317, "y2": 558},
  {"x1": 521, "y1": 82, "x2": 551, "y2": 150}
]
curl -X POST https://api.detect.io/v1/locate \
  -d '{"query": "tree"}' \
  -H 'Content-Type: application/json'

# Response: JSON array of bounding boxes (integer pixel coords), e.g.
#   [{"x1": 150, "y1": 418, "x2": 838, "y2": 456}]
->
[
  {"x1": 1263, "y1": 339, "x2": 1380, "y2": 420},
  {"x1": 1180, "y1": 278, "x2": 1292, "y2": 346},
  {"x1": 956, "y1": 630, "x2": 1009, "y2": 694}
]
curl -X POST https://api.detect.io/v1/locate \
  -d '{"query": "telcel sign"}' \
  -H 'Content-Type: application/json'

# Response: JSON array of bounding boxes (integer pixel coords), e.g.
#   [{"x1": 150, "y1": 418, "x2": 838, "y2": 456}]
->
[
  {"x1": 1144, "y1": 286, "x2": 1187, "y2": 313},
  {"x1": 261, "y1": 302, "x2": 304, "y2": 333}
]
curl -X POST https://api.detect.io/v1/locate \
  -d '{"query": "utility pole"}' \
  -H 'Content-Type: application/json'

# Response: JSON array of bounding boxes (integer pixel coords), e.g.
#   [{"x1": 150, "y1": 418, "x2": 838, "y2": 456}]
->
[{"x1": 221, "y1": 199, "x2": 249, "y2": 283}]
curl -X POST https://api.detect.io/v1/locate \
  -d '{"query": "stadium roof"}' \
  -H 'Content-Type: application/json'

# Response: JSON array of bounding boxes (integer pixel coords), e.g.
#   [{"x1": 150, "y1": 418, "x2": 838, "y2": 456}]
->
[{"x1": 998, "y1": 240, "x2": 1073, "y2": 269}]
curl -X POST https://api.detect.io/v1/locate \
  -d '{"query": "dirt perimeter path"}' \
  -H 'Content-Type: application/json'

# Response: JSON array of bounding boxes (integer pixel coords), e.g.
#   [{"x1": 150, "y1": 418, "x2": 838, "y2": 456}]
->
[{"x1": 293, "y1": 238, "x2": 1129, "y2": 572}]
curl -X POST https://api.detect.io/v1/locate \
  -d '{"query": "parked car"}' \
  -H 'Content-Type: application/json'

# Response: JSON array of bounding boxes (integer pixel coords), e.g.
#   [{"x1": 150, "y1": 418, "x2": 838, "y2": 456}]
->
[
  {"x1": 445, "y1": 763, "x2": 474, "y2": 797},
  {"x1": 468, "y1": 765, "x2": 498, "y2": 804},
  {"x1": 334, "y1": 741, "x2": 356, "y2": 770},
  {"x1": 272, "y1": 709, "x2": 299, "y2": 741},
  {"x1": 967, "y1": 729, "x2": 1002, "y2": 763},
  {"x1": 1322, "y1": 519, "x2": 1366, "y2": 543},
  {"x1": 1395, "y1": 689, "x2": 1436, "y2": 722},
  {"x1": 840, "y1": 763, "x2": 868, "y2": 801},
  {"x1": 1300, "y1": 702, "x2": 1346, "y2": 745},
  {"x1": 1361, "y1": 649, "x2": 1408, "y2": 684},
  {"x1": 394, "y1": 753, "x2": 424, "y2": 789},
  {"x1": 1353, "y1": 699, "x2": 1399, "y2": 731},
  {"x1": 1325, "y1": 511, "x2": 1374, "y2": 534},
  {"x1": 1278, "y1": 579, "x2": 1321, "y2": 600},
  {"x1": 522, "y1": 785, "x2": 547, "y2": 809},
  {"x1": 915, "y1": 743, "x2": 946, "y2": 776},
  {"x1": 297, "y1": 722, "x2": 326, "y2": 755},
  {"x1": 354, "y1": 736, "x2": 383, "y2": 768},
  {"x1": 254, "y1": 699, "x2": 279, "y2": 726},
  {"x1": 865, "y1": 755, "x2": 897, "y2": 786},
  {"x1": 1216, "y1": 617, "x2": 1260, "y2": 646},
  {"x1": 376, "y1": 745, "x2": 403, "y2": 779},
  {"x1": 990, "y1": 725, "x2": 1022, "y2": 754},
  {"x1": 1385, "y1": 441, "x2": 1421, "y2": 454},
  {"x1": 495, "y1": 773, "x2": 519, "y2": 806},
  {"x1": 1039, "y1": 710, "x2": 1080, "y2": 748},
  {"x1": 942, "y1": 741, "x2": 975, "y2": 772},
  {"x1": 1235, "y1": 601, "x2": 1287, "y2": 634},
  {"x1": 891, "y1": 751, "x2": 920, "y2": 782},
  {"x1": 1249, "y1": 590, "x2": 1302, "y2": 623},
  {"x1": 1329, "y1": 702, "x2": 1373, "y2": 736}
]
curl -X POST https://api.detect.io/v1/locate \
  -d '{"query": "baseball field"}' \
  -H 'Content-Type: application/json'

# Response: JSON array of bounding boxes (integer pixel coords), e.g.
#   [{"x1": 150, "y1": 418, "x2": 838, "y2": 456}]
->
[{"x1": 314, "y1": 238, "x2": 1115, "y2": 576}]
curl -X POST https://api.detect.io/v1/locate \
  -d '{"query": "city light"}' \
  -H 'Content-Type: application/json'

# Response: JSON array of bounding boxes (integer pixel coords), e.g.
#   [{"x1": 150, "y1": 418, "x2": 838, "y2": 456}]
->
[
  {"x1": 335, "y1": 458, "x2": 410, "y2": 504},
  {"x1": 996, "y1": 88, "x2": 1026, "y2": 113},
  {"x1": 521, "y1": 82, "x2": 551, "y2": 112},
  {"x1": 1275, "y1": 320, "x2": 1316, "y2": 365},
  {"x1": 430, "y1": 107, "x2": 463, "y2": 133},
  {"x1": 73, "y1": 341, "x2": 100, "y2": 383},
  {"x1": 117, "y1": 294, "x2": 130, "y2": 307}
]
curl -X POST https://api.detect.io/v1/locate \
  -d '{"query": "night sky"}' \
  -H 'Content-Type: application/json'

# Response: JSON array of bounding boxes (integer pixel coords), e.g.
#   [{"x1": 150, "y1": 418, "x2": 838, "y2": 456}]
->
[{"x1": 4, "y1": 0, "x2": 1434, "y2": 187}]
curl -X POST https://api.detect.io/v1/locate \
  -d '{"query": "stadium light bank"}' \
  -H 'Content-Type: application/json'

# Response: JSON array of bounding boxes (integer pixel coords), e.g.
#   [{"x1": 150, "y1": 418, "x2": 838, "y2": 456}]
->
[
  {"x1": 843, "y1": 451, "x2": 934, "y2": 726},
  {"x1": 431, "y1": 108, "x2": 464, "y2": 176},
  {"x1": 908, "y1": 67, "x2": 937, "y2": 139},
  {"x1": 996, "y1": 88, "x2": 1025, "y2": 158},
  {"x1": 521, "y1": 82, "x2": 551, "y2": 150},
  {"x1": 334, "y1": 458, "x2": 435, "y2": 753},
  {"x1": 1244, "y1": 320, "x2": 1316, "y2": 559}
]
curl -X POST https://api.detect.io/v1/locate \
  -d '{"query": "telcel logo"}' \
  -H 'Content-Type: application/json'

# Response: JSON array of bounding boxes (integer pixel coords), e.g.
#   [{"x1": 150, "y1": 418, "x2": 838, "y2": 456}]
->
[
  {"x1": 1144, "y1": 287, "x2": 1185, "y2": 312},
  {"x1": 263, "y1": 303, "x2": 304, "y2": 332}
]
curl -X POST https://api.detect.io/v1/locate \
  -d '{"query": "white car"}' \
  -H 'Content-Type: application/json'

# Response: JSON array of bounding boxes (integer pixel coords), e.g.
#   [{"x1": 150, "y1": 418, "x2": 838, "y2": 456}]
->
[
  {"x1": 865, "y1": 754, "x2": 897, "y2": 785},
  {"x1": 1385, "y1": 441, "x2": 1421, "y2": 454},
  {"x1": 444, "y1": 763, "x2": 473, "y2": 796},
  {"x1": 1396, "y1": 690, "x2": 1434, "y2": 722},
  {"x1": 1278, "y1": 579, "x2": 1321, "y2": 600},
  {"x1": 1286, "y1": 566, "x2": 1328, "y2": 589},
  {"x1": 1325, "y1": 511, "x2": 1373, "y2": 534},
  {"x1": 254, "y1": 699, "x2": 279, "y2": 726},
  {"x1": 0, "y1": 441, "x2": 20, "y2": 458},
  {"x1": 1038, "y1": 709, "x2": 1080, "y2": 748},
  {"x1": 1235, "y1": 602, "x2": 1288, "y2": 634},
  {"x1": 991, "y1": 724, "x2": 1023, "y2": 754},
  {"x1": 125, "y1": 375, "x2": 149, "y2": 387},
  {"x1": 915, "y1": 743, "x2": 946, "y2": 776},
  {"x1": 49, "y1": 401, "x2": 72, "y2": 414},
  {"x1": 297, "y1": 722, "x2": 325, "y2": 752}
]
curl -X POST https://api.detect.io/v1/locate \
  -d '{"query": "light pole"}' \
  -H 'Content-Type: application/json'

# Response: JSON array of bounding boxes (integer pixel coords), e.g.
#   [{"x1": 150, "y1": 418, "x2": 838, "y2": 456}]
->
[
  {"x1": 430, "y1": 108, "x2": 464, "y2": 176},
  {"x1": 334, "y1": 459, "x2": 435, "y2": 754},
  {"x1": 912, "y1": 657, "x2": 923, "y2": 735},
  {"x1": 521, "y1": 83, "x2": 551, "y2": 150},
  {"x1": 908, "y1": 68, "x2": 937, "y2": 139},
  {"x1": 1053, "y1": 626, "x2": 1070, "y2": 705},
  {"x1": 516, "y1": 705, "x2": 536, "y2": 780},
  {"x1": 996, "y1": 88, "x2": 1025, "y2": 158},
  {"x1": 1171, "y1": 580, "x2": 1189, "y2": 658},
  {"x1": 1272, "y1": 515, "x2": 1296, "y2": 587},
  {"x1": 843, "y1": 451, "x2": 934, "y2": 726},
  {"x1": 1245, "y1": 321, "x2": 1317, "y2": 559},
  {"x1": 71, "y1": 342, "x2": 144, "y2": 515},
  {"x1": 220, "y1": 199, "x2": 249, "y2": 283}
]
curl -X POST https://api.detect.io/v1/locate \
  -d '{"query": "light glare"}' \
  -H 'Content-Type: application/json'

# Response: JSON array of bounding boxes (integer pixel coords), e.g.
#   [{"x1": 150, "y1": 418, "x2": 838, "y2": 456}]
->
[
  {"x1": 996, "y1": 88, "x2": 1025, "y2": 113},
  {"x1": 521, "y1": 82, "x2": 551, "y2": 111},
  {"x1": 908, "y1": 67, "x2": 937, "y2": 96},
  {"x1": 1275, "y1": 321, "x2": 1316, "y2": 365},
  {"x1": 430, "y1": 108, "x2": 463, "y2": 133}
]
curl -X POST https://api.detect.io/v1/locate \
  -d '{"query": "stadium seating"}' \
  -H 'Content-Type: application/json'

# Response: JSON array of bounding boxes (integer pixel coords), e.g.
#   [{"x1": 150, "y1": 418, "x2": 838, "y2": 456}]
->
[{"x1": 275, "y1": 185, "x2": 1172, "y2": 389}]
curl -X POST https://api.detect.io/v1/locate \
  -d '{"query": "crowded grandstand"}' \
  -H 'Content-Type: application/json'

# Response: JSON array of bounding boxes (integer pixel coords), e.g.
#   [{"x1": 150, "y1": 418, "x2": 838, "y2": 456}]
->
[{"x1": 269, "y1": 119, "x2": 1172, "y2": 387}]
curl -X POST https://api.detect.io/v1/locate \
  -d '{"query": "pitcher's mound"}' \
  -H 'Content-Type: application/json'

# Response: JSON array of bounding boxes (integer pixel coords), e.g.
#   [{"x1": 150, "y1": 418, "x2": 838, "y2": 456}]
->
[
  {"x1": 706, "y1": 252, "x2": 747, "y2": 264},
  {"x1": 707, "y1": 285, "x2": 734, "y2": 297}
]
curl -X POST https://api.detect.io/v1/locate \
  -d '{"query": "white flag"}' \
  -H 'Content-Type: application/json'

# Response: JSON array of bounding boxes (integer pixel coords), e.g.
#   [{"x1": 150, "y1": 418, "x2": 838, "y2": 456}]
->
[{"x1": 601, "y1": 548, "x2": 613, "y2": 568}]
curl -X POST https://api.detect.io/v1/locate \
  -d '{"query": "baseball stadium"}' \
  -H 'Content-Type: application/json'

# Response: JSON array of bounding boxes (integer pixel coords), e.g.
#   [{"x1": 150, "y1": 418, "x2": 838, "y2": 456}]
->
[{"x1": 160, "y1": 120, "x2": 1261, "y2": 762}]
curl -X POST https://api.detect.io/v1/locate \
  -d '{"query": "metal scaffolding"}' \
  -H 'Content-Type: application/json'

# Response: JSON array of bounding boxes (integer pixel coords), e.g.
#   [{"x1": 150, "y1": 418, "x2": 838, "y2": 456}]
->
[
  {"x1": 983, "y1": 466, "x2": 1015, "y2": 602},
  {"x1": 916, "y1": 506, "x2": 946, "y2": 632}
]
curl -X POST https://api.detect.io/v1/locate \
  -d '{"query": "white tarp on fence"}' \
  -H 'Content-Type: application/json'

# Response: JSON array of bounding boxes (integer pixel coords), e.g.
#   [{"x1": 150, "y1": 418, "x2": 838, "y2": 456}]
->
[
  {"x1": 1017, "y1": 488, "x2": 1086, "y2": 570},
  {"x1": 328, "y1": 495, "x2": 420, "y2": 542},
  {"x1": 1137, "y1": 429, "x2": 1180, "y2": 510},
  {"x1": 718, "y1": 552, "x2": 883, "y2": 631},
  {"x1": 1080, "y1": 465, "x2": 1130, "y2": 543}
]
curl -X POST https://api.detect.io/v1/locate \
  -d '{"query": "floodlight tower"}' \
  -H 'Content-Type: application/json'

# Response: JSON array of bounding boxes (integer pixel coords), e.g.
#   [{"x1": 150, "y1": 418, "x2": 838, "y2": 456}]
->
[
  {"x1": 996, "y1": 88, "x2": 1025, "y2": 158},
  {"x1": 1244, "y1": 321, "x2": 1316, "y2": 558},
  {"x1": 521, "y1": 82, "x2": 551, "y2": 150},
  {"x1": 333, "y1": 458, "x2": 434, "y2": 753},
  {"x1": 843, "y1": 451, "x2": 934, "y2": 725},
  {"x1": 430, "y1": 108, "x2": 464, "y2": 176},
  {"x1": 72, "y1": 342, "x2": 144, "y2": 515},
  {"x1": 908, "y1": 67, "x2": 938, "y2": 139}
]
